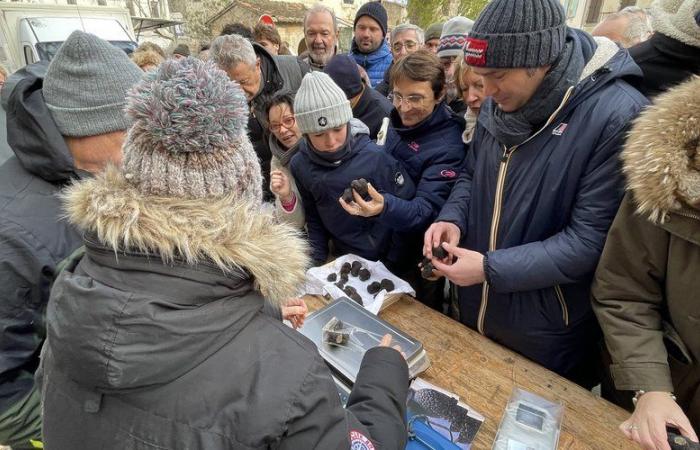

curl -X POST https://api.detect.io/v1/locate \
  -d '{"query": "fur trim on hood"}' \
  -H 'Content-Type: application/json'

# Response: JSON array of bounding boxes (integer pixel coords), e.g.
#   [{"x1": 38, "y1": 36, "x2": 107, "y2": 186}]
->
[
  {"x1": 622, "y1": 75, "x2": 700, "y2": 222},
  {"x1": 62, "y1": 165, "x2": 310, "y2": 307}
]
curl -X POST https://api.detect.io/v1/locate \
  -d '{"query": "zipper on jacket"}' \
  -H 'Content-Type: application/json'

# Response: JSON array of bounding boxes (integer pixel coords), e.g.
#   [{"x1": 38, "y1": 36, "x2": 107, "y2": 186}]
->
[
  {"x1": 476, "y1": 87, "x2": 576, "y2": 335},
  {"x1": 554, "y1": 285, "x2": 569, "y2": 326}
]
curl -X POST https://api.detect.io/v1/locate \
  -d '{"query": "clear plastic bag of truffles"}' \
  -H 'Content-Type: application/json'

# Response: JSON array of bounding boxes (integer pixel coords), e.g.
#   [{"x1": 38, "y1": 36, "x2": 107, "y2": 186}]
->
[{"x1": 492, "y1": 387, "x2": 563, "y2": 450}]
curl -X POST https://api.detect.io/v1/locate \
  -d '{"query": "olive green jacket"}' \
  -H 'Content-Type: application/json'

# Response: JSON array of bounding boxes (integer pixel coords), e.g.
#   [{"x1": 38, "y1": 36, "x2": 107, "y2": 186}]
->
[{"x1": 592, "y1": 76, "x2": 700, "y2": 429}]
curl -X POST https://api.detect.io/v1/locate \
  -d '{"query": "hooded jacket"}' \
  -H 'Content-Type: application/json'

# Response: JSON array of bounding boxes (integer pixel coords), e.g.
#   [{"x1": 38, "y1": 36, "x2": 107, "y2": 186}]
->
[
  {"x1": 592, "y1": 76, "x2": 700, "y2": 430},
  {"x1": 437, "y1": 33, "x2": 649, "y2": 385},
  {"x1": 249, "y1": 44, "x2": 309, "y2": 201},
  {"x1": 629, "y1": 32, "x2": 700, "y2": 98},
  {"x1": 290, "y1": 119, "x2": 416, "y2": 265},
  {"x1": 39, "y1": 165, "x2": 409, "y2": 449},
  {"x1": 349, "y1": 41, "x2": 393, "y2": 88},
  {"x1": 0, "y1": 62, "x2": 83, "y2": 412}
]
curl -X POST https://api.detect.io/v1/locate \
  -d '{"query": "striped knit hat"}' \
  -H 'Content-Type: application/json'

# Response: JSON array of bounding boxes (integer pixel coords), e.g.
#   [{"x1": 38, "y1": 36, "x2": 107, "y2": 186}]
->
[
  {"x1": 437, "y1": 16, "x2": 474, "y2": 58},
  {"x1": 121, "y1": 57, "x2": 262, "y2": 202}
]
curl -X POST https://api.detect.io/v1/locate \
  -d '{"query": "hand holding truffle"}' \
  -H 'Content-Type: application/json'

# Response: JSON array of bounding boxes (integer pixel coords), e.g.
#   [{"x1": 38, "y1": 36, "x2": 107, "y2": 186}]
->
[
  {"x1": 282, "y1": 298, "x2": 308, "y2": 329},
  {"x1": 339, "y1": 181, "x2": 385, "y2": 217},
  {"x1": 431, "y1": 243, "x2": 486, "y2": 287}
]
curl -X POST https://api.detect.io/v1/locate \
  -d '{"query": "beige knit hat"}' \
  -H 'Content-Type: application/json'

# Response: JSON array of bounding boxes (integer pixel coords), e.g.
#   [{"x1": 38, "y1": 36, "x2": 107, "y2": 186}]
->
[{"x1": 121, "y1": 57, "x2": 263, "y2": 203}]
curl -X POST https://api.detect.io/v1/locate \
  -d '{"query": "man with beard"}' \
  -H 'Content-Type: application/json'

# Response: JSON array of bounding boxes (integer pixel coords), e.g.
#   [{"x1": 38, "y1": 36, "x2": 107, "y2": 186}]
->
[
  {"x1": 299, "y1": 5, "x2": 338, "y2": 71},
  {"x1": 349, "y1": 2, "x2": 393, "y2": 87}
]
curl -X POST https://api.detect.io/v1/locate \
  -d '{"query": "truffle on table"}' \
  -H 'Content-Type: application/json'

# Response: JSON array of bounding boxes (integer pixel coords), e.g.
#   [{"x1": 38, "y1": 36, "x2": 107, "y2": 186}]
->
[
  {"x1": 367, "y1": 281, "x2": 381, "y2": 295},
  {"x1": 380, "y1": 279, "x2": 395, "y2": 292},
  {"x1": 349, "y1": 293, "x2": 363, "y2": 305},
  {"x1": 327, "y1": 273, "x2": 338, "y2": 282},
  {"x1": 340, "y1": 262, "x2": 352, "y2": 274},
  {"x1": 350, "y1": 261, "x2": 362, "y2": 277},
  {"x1": 358, "y1": 268, "x2": 371, "y2": 281}
]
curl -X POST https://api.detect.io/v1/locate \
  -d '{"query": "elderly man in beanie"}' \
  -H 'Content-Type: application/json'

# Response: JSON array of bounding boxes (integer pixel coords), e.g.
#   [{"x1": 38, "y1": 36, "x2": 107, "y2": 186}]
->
[
  {"x1": 375, "y1": 23, "x2": 425, "y2": 96},
  {"x1": 424, "y1": 0, "x2": 648, "y2": 388},
  {"x1": 39, "y1": 58, "x2": 409, "y2": 450},
  {"x1": 325, "y1": 54, "x2": 392, "y2": 139},
  {"x1": 628, "y1": 0, "x2": 700, "y2": 98},
  {"x1": 0, "y1": 31, "x2": 141, "y2": 448},
  {"x1": 349, "y1": 1, "x2": 393, "y2": 87},
  {"x1": 424, "y1": 22, "x2": 444, "y2": 53},
  {"x1": 211, "y1": 33, "x2": 309, "y2": 202},
  {"x1": 438, "y1": 16, "x2": 474, "y2": 115}
]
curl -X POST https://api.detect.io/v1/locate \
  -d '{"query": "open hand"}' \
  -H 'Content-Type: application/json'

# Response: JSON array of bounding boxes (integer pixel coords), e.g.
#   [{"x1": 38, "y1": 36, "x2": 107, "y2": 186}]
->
[{"x1": 339, "y1": 183, "x2": 384, "y2": 217}]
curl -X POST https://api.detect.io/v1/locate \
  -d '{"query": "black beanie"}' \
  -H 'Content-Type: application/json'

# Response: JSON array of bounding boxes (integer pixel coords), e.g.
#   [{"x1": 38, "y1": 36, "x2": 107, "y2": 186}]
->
[
  {"x1": 324, "y1": 55, "x2": 364, "y2": 99},
  {"x1": 465, "y1": 0, "x2": 567, "y2": 69},
  {"x1": 354, "y1": 1, "x2": 389, "y2": 37}
]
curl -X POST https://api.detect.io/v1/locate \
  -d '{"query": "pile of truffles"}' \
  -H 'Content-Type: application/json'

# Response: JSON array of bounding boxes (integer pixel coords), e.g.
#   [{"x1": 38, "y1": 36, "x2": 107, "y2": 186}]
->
[
  {"x1": 326, "y1": 260, "x2": 396, "y2": 306},
  {"x1": 420, "y1": 245, "x2": 448, "y2": 279},
  {"x1": 341, "y1": 178, "x2": 369, "y2": 203}
]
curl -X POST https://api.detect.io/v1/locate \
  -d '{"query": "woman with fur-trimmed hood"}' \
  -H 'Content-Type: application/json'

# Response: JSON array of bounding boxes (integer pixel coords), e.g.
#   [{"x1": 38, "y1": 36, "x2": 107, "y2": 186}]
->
[
  {"x1": 592, "y1": 76, "x2": 700, "y2": 446},
  {"x1": 38, "y1": 58, "x2": 409, "y2": 449}
]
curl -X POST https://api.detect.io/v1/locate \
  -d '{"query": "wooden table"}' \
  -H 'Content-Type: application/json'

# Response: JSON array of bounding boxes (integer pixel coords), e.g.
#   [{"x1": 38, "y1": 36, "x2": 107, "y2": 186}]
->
[{"x1": 305, "y1": 295, "x2": 636, "y2": 450}]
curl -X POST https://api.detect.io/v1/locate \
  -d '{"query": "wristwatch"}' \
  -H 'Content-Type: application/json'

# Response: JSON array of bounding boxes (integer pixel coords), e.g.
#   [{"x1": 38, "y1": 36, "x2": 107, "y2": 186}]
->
[{"x1": 632, "y1": 390, "x2": 677, "y2": 407}]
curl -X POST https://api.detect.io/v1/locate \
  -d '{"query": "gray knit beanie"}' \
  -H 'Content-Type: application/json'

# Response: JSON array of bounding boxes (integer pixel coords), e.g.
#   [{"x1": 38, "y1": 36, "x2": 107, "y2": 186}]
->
[
  {"x1": 425, "y1": 22, "x2": 445, "y2": 42},
  {"x1": 121, "y1": 57, "x2": 263, "y2": 202},
  {"x1": 465, "y1": 0, "x2": 567, "y2": 68},
  {"x1": 294, "y1": 72, "x2": 353, "y2": 134},
  {"x1": 43, "y1": 31, "x2": 142, "y2": 137},
  {"x1": 438, "y1": 17, "x2": 474, "y2": 58}
]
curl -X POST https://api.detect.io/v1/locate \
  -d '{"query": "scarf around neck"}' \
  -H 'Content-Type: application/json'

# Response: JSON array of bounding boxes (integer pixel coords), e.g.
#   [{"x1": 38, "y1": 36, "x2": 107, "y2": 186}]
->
[
  {"x1": 305, "y1": 124, "x2": 354, "y2": 167},
  {"x1": 487, "y1": 35, "x2": 587, "y2": 148},
  {"x1": 269, "y1": 134, "x2": 300, "y2": 167}
]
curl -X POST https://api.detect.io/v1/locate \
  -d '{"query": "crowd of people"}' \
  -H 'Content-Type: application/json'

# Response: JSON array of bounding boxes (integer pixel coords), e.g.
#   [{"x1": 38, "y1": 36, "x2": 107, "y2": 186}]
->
[{"x1": 0, "y1": 0, "x2": 698, "y2": 448}]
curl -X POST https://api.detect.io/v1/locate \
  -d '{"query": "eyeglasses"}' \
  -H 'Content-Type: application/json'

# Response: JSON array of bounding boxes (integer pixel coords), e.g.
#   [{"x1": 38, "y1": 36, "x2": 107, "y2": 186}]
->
[
  {"x1": 269, "y1": 116, "x2": 296, "y2": 133},
  {"x1": 392, "y1": 40, "x2": 418, "y2": 52},
  {"x1": 390, "y1": 92, "x2": 427, "y2": 108}
]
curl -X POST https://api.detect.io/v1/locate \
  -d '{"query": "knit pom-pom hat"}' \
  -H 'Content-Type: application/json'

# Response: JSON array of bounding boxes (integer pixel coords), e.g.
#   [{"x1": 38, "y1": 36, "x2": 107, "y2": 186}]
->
[{"x1": 122, "y1": 57, "x2": 262, "y2": 203}]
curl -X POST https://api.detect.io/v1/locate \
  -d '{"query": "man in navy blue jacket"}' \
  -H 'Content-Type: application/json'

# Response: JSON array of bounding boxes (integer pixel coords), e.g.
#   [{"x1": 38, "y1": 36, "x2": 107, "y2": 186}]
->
[{"x1": 424, "y1": 0, "x2": 648, "y2": 387}]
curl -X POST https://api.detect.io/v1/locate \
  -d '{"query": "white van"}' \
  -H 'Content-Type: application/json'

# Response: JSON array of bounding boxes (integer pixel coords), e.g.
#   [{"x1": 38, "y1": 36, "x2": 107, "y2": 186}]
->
[{"x1": 0, "y1": 3, "x2": 137, "y2": 73}]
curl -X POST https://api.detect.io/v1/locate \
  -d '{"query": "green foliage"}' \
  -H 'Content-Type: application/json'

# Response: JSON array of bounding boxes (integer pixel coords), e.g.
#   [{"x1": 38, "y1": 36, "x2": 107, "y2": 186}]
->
[
  {"x1": 457, "y1": 0, "x2": 489, "y2": 20},
  {"x1": 407, "y1": 0, "x2": 441, "y2": 29},
  {"x1": 407, "y1": 0, "x2": 490, "y2": 28}
]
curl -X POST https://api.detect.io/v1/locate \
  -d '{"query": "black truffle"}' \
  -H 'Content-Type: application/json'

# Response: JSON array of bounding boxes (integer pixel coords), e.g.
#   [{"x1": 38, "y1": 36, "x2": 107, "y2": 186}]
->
[
  {"x1": 351, "y1": 178, "x2": 369, "y2": 198},
  {"x1": 340, "y1": 272, "x2": 349, "y2": 283},
  {"x1": 335, "y1": 280, "x2": 346, "y2": 289},
  {"x1": 432, "y1": 244, "x2": 448, "y2": 260},
  {"x1": 367, "y1": 281, "x2": 381, "y2": 295},
  {"x1": 343, "y1": 286, "x2": 357, "y2": 297},
  {"x1": 350, "y1": 293, "x2": 363, "y2": 305},
  {"x1": 342, "y1": 187, "x2": 354, "y2": 204},
  {"x1": 327, "y1": 273, "x2": 338, "y2": 282},
  {"x1": 358, "y1": 268, "x2": 371, "y2": 281},
  {"x1": 421, "y1": 258, "x2": 435, "y2": 279},
  {"x1": 340, "y1": 262, "x2": 352, "y2": 274},
  {"x1": 380, "y1": 279, "x2": 395, "y2": 292},
  {"x1": 350, "y1": 261, "x2": 362, "y2": 277}
]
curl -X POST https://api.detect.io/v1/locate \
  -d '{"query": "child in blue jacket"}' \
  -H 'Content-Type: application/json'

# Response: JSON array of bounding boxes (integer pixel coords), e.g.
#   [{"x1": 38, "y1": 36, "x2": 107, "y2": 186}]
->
[{"x1": 290, "y1": 72, "x2": 415, "y2": 266}]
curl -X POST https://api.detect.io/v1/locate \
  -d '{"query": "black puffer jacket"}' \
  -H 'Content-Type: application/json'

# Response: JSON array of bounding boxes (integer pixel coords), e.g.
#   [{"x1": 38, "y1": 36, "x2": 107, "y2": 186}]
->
[
  {"x1": 0, "y1": 62, "x2": 83, "y2": 413},
  {"x1": 39, "y1": 167, "x2": 409, "y2": 449}
]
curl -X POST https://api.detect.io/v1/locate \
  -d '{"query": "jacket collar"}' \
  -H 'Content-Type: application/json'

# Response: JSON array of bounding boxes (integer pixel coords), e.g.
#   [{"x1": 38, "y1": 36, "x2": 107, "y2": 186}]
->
[
  {"x1": 61, "y1": 165, "x2": 309, "y2": 307},
  {"x1": 622, "y1": 76, "x2": 700, "y2": 223},
  {"x1": 351, "y1": 40, "x2": 391, "y2": 63},
  {"x1": 389, "y1": 101, "x2": 453, "y2": 137}
]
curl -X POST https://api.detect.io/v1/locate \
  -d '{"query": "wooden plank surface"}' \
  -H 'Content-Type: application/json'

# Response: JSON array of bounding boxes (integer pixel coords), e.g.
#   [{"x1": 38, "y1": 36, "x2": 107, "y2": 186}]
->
[{"x1": 305, "y1": 295, "x2": 636, "y2": 450}]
